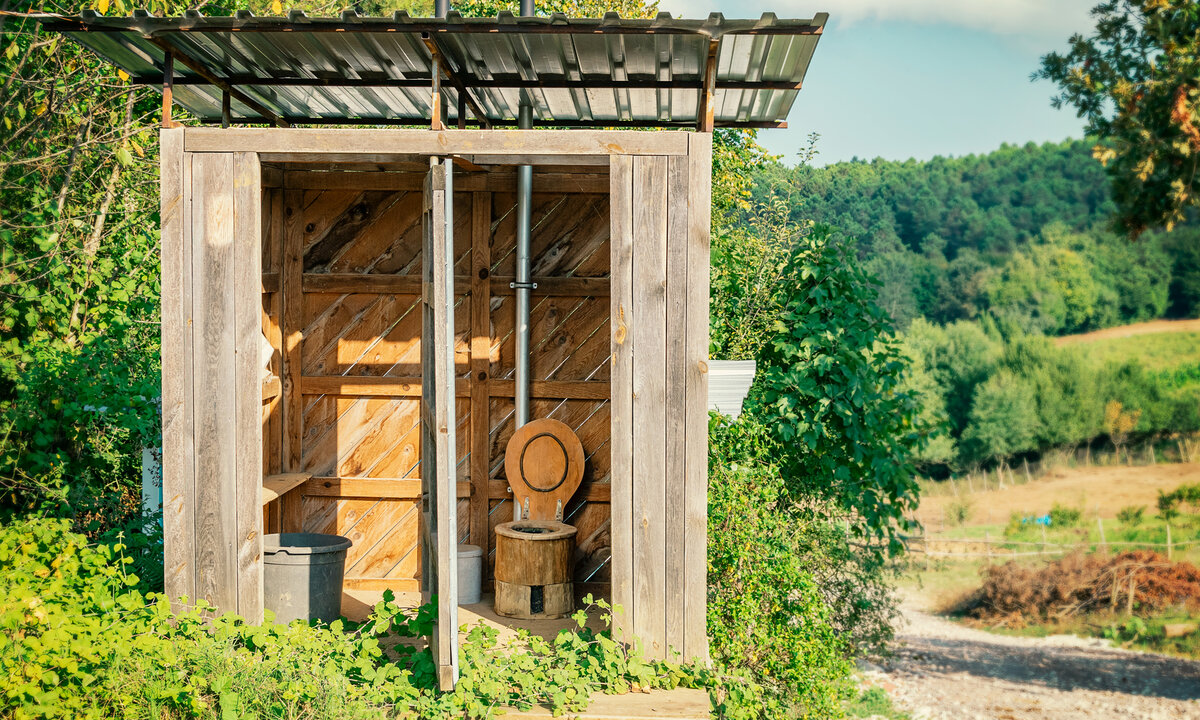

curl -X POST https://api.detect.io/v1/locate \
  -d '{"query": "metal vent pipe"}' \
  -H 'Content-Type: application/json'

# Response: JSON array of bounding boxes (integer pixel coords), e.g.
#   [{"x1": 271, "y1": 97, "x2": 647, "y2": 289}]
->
[{"x1": 514, "y1": 0, "x2": 535, "y2": 429}]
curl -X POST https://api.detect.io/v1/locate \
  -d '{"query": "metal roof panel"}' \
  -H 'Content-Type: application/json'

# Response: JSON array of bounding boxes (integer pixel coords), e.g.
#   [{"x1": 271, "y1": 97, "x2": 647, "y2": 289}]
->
[{"x1": 40, "y1": 10, "x2": 827, "y2": 128}]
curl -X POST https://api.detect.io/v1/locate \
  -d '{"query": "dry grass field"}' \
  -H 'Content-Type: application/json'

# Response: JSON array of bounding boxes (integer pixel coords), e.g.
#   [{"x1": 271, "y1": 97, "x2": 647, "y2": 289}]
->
[
  {"x1": 1053, "y1": 318, "x2": 1200, "y2": 345},
  {"x1": 917, "y1": 463, "x2": 1200, "y2": 529}
]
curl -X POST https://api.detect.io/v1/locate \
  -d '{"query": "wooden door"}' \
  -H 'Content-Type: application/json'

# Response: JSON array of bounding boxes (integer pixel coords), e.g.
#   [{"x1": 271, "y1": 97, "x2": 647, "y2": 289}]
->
[{"x1": 420, "y1": 157, "x2": 459, "y2": 690}]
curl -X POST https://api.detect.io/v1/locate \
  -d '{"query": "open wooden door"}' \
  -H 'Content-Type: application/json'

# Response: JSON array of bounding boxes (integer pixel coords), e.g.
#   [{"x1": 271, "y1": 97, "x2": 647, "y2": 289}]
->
[{"x1": 420, "y1": 156, "x2": 459, "y2": 690}]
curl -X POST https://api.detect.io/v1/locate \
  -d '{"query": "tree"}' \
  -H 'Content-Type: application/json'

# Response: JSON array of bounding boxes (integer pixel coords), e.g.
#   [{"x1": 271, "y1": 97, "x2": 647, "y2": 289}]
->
[
  {"x1": 960, "y1": 371, "x2": 1039, "y2": 465},
  {"x1": 746, "y1": 226, "x2": 924, "y2": 550},
  {"x1": 1037, "y1": 0, "x2": 1200, "y2": 237},
  {"x1": 1102, "y1": 399, "x2": 1141, "y2": 461}
]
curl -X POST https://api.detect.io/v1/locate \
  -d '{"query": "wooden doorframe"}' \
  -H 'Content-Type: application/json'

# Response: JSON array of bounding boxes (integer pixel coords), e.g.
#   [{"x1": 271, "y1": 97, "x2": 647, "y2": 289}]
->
[{"x1": 420, "y1": 156, "x2": 459, "y2": 690}]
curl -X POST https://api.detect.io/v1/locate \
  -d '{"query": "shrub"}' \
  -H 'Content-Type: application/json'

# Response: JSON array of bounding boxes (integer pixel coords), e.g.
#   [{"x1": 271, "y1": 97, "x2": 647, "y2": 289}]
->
[
  {"x1": 0, "y1": 517, "x2": 769, "y2": 720},
  {"x1": 1117, "y1": 505, "x2": 1146, "y2": 526},
  {"x1": 707, "y1": 416, "x2": 859, "y2": 718},
  {"x1": 945, "y1": 499, "x2": 973, "y2": 527},
  {"x1": 1049, "y1": 502, "x2": 1082, "y2": 528},
  {"x1": 747, "y1": 225, "x2": 923, "y2": 550},
  {"x1": 1004, "y1": 511, "x2": 1028, "y2": 538}
]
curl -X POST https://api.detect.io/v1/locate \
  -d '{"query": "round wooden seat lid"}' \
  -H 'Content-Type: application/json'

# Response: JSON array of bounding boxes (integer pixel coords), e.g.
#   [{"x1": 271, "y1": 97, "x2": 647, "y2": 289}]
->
[{"x1": 504, "y1": 418, "x2": 585, "y2": 521}]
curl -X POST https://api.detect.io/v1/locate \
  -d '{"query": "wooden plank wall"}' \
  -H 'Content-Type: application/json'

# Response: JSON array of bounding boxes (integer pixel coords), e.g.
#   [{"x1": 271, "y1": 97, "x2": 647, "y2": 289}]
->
[
  {"x1": 162, "y1": 131, "x2": 709, "y2": 663},
  {"x1": 160, "y1": 134, "x2": 264, "y2": 620},
  {"x1": 609, "y1": 134, "x2": 711, "y2": 663},
  {"x1": 273, "y1": 165, "x2": 613, "y2": 596}
]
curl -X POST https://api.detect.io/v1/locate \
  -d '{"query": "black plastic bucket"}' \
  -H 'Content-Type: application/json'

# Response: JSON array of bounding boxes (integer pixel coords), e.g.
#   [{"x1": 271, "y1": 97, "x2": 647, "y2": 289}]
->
[{"x1": 263, "y1": 533, "x2": 353, "y2": 624}]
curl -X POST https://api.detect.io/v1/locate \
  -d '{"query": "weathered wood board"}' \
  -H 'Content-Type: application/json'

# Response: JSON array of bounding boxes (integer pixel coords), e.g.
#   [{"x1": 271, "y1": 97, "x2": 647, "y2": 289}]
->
[
  {"x1": 162, "y1": 129, "x2": 710, "y2": 669},
  {"x1": 270, "y1": 167, "x2": 614, "y2": 601}
]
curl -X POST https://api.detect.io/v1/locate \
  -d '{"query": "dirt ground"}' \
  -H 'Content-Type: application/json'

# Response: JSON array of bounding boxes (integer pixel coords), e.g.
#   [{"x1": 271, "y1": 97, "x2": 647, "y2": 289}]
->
[
  {"x1": 918, "y1": 463, "x2": 1200, "y2": 528},
  {"x1": 864, "y1": 596, "x2": 1200, "y2": 720},
  {"x1": 1053, "y1": 318, "x2": 1200, "y2": 345}
]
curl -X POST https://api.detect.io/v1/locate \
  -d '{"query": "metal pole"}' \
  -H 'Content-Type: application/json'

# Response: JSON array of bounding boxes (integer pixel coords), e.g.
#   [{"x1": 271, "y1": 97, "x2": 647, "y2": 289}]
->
[
  {"x1": 435, "y1": 0, "x2": 449, "y2": 17},
  {"x1": 514, "y1": 0, "x2": 535, "y2": 429}
]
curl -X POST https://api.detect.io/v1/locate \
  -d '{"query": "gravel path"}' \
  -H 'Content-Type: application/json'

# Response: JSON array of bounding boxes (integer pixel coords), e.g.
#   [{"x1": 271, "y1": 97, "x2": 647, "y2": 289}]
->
[{"x1": 862, "y1": 603, "x2": 1200, "y2": 720}]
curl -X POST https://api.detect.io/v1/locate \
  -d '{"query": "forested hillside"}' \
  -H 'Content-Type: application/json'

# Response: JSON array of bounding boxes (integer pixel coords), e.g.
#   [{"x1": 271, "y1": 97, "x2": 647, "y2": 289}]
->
[
  {"x1": 729, "y1": 140, "x2": 1200, "y2": 474},
  {"x1": 748, "y1": 139, "x2": 1200, "y2": 333}
]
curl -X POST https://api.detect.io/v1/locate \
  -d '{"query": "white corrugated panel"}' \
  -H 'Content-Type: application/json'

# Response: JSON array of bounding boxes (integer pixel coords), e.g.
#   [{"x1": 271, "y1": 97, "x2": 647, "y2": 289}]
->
[{"x1": 707, "y1": 359, "x2": 756, "y2": 419}]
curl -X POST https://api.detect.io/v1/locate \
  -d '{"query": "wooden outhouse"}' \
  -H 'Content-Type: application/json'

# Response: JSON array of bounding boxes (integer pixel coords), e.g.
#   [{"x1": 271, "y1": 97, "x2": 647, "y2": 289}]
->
[{"x1": 47, "y1": 9, "x2": 826, "y2": 687}]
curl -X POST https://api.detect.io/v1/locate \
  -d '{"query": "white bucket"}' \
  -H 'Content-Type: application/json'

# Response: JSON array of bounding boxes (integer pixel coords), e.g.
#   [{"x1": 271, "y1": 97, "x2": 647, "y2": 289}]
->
[{"x1": 458, "y1": 544, "x2": 483, "y2": 605}]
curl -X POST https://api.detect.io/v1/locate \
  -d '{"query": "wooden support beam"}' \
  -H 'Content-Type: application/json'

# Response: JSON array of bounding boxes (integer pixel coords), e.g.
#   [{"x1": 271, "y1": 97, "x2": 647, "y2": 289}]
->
[
  {"x1": 133, "y1": 73, "x2": 804, "y2": 91},
  {"x1": 300, "y1": 477, "x2": 470, "y2": 499},
  {"x1": 697, "y1": 39, "x2": 719, "y2": 133},
  {"x1": 280, "y1": 188, "x2": 304, "y2": 532},
  {"x1": 161, "y1": 51, "x2": 180, "y2": 129},
  {"x1": 183, "y1": 128, "x2": 689, "y2": 157},
  {"x1": 298, "y1": 376, "x2": 607, "y2": 400},
  {"x1": 489, "y1": 380, "x2": 610, "y2": 400},
  {"x1": 279, "y1": 170, "x2": 609, "y2": 194},
  {"x1": 260, "y1": 271, "x2": 280, "y2": 293},
  {"x1": 143, "y1": 35, "x2": 290, "y2": 128},
  {"x1": 261, "y1": 375, "x2": 281, "y2": 402},
  {"x1": 429, "y1": 47, "x2": 446, "y2": 131},
  {"x1": 300, "y1": 273, "x2": 607, "y2": 297},
  {"x1": 423, "y1": 34, "x2": 491, "y2": 130}
]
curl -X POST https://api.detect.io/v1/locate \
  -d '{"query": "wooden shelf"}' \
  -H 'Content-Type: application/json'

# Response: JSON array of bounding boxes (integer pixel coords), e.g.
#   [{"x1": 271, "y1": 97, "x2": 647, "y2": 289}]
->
[{"x1": 262, "y1": 473, "x2": 311, "y2": 505}]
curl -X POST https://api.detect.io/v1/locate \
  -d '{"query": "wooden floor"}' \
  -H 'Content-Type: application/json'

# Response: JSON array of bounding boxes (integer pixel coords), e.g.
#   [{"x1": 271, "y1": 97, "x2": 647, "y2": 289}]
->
[
  {"x1": 340, "y1": 590, "x2": 710, "y2": 719},
  {"x1": 501, "y1": 689, "x2": 710, "y2": 719}
]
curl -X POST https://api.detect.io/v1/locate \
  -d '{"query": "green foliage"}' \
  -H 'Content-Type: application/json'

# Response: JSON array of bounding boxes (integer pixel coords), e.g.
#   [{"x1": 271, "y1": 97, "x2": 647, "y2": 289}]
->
[
  {"x1": 1117, "y1": 504, "x2": 1146, "y2": 525},
  {"x1": 1156, "y1": 483, "x2": 1200, "y2": 521},
  {"x1": 0, "y1": 2, "x2": 171, "y2": 526},
  {"x1": 746, "y1": 226, "x2": 923, "y2": 548},
  {"x1": 945, "y1": 499, "x2": 973, "y2": 527},
  {"x1": 1037, "y1": 0, "x2": 1200, "y2": 237},
  {"x1": 844, "y1": 686, "x2": 909, "y2": 720},
  {"x1": 1049, "y1": 502, "x2": 1082, "y2": 528},
  {"x1": 0, "y1": 516, "x2": 771, "y2": 720},
  {"x1": 960, "y1": 371, "x2": 1038, "y2": 464},
  {"x1": 901, "y1": 317, "x2": 1200, "y2": 471},
  {"x1": 707, "y1": 415, "x2": 897, "y2": 718},
  {"x1": 742, "y1": 139, "x2": 1198, "y2": 332}
]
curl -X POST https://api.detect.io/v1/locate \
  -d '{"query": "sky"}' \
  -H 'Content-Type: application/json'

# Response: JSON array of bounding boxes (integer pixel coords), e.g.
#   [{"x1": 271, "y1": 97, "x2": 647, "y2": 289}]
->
[{"x1": 658, "y1": 0, "x2": 1096, "y2": 166}]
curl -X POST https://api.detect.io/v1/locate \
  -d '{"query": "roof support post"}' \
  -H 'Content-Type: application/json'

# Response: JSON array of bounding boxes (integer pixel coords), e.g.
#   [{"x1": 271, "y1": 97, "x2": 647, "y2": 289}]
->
[
  {"x1": 697, "y1": 38, "x2": 718, "y2": 132},
  {"x1": 144, "y1": 34, "x2": 290, "y2": 127},
  {"x1": 429, "y1": 48, "x2": 446, "y2": 131},
  {"x1": 161, "y1": 50, "x2": 179, "y2": 129},
  {"x1": 423, "y1": 34, "x2": 492, "y2": 130},
  {"x1": 221, "y1": 90, "x2": 231, "y2": 128}
]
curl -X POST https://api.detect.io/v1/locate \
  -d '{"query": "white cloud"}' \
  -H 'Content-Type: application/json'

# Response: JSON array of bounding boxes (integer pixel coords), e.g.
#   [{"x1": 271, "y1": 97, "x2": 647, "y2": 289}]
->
[
  {"x1": 826, "y1": 0, "x2": 1094, "y2": 36},
  {"x1": 661, "y1": 0, "x2": 1097, "y2": 39}
]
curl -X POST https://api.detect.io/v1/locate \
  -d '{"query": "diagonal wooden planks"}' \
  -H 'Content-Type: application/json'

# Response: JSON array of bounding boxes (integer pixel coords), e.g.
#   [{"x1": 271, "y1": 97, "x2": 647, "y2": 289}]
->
[{"x1": 281, "y1": 171, "x2": 615, "y2": 595}]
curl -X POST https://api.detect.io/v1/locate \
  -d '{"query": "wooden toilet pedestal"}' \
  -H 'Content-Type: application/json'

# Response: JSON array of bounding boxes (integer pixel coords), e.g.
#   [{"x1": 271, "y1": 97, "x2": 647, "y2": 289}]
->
[
  {"x1": 493, "y1": 419, "x2": 586, "y2": 620},
  {"x1": 494, "y1": 520, "x2": 578, "y2": 619}
]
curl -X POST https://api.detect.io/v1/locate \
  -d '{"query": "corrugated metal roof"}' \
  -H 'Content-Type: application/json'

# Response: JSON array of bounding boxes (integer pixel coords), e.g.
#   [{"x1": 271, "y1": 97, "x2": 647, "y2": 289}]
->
[{"x1": 40, "y1": 10, "x2": 827, "y2": 129}]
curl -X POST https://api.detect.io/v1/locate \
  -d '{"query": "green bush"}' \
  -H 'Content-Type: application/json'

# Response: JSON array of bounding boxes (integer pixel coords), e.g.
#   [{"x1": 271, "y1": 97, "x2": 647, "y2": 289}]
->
[
  {"x1": 747, "y1": 225, "x2": 923, "y2": 549},
  {"x1": 945, "y1": 499, "x2": 973, "y2": 527},
  {"x1": 1049, "y1": 503, "x2": 1082, "y2": 528},
  {"x1": 707, "y1": 417, "x2": 855, "y2": 718},
  {"x1": 1004, "y1": 511, "x2": 1028, "y2": 538},
  {"x1": 1116, "y1": 505, "x2": 1146, "y2": 526},
  {"x1": 0, "y1": 517, "x2": 768, "y2": 720}
]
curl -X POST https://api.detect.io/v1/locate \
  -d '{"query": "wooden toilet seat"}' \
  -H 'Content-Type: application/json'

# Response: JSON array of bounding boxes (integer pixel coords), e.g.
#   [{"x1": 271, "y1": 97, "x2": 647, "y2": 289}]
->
[{"x1": 503, "y1": 418, "x2": 585, "y2": 522}]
